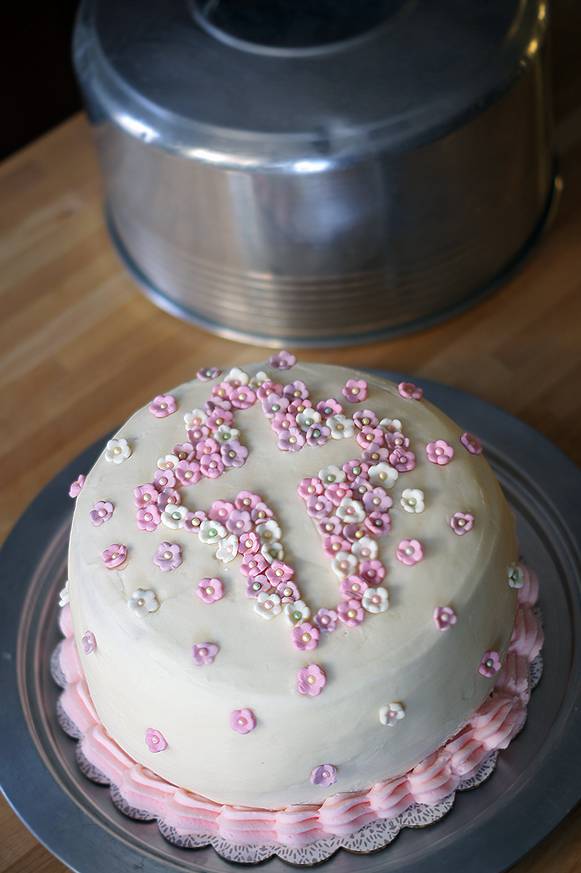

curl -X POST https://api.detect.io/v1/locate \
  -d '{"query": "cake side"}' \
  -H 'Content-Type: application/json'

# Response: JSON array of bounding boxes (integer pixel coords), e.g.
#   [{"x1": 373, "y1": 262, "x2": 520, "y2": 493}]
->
[{"x1": 67, "y1": 361, "x2": 518, "y2": 807}]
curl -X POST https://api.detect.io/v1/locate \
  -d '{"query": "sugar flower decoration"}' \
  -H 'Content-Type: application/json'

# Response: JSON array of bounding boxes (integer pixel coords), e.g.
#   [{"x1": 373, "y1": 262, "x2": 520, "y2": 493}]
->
[
  {"x1": 196, "y1": 577, "x2": 224, "y2": 604},
  {"x1": 145, "y1": 728, "x2": 167, "y2": 752},
  {"x1": 292, "y1": 622, "x2": 320, "y2": 651},
  {"x1": 89, "y1": 500, "x2": 114, "y2": 526},
  {"x1": 332, "y1": 551, "x2": 358, "y2": 578},
  {"x1": 342, "y1": 378, "x2": 368, "y2": 403},
  {"x1": 254, "y1": 591, "x2": 282, "y2": 620},
  {"x1": 398, "y1": 381, "x2": 423, "y2": 400},
  {"x1": 137, "y1": 505, "x2": 161, "y2": 531},
  {"x1": 255, "y1": 518, "x2": 281, "y2": 543},
  {"x1": 269, "y1": 350, "x2": 296, "y2": 370},
  {"x1": 68, "y1": 474, "x2": 85, "y2": 497},
  {"x1": 284, "y1": 599, "x2": 311, "y2": 626},
  {"x1": 433, "y1": 606, "x2": 457, "y2": 631},
  {"x1": 148, "y1": 394, "x2": 177, "y2": 418},
  {"x1": 104, "y1": 438, "x2": 132, "y2": 464},
  {"x1": 426, "y1": 439, "x2": 454, "y2": 466},
  {"x1": 196, "y1": 366, "x2": 222, "y2": 381},
  {"x1": 336, "y1": 497, "x2": 365, "y2": 523},
  {"x1": 297, "y1": 664, "x2": 327, "y2": 697},
  {"x1": 81, "y1": 631, "x2": 97, "y2": 654},
  {"x1": 314, "y1": 608, "x2": 338, "y2": 633},
  {"x1": 450, "y1": 512, "x2": 474, "y2": 535},
  {"x1": 340, "y1": 576, "x2": 368, "y2": 599},
  {"x1": 230, "y1": 708, "x2": 256, "y2": 734},
  {"x1": 198, "y1": 518, "x2": 226, "y2": 543},
  {"x1": 396, "y1": 538, "x2": 424, "y2": 565},
  {"x1": 337, "y1": 598, "x2": 365, "y2": 627},
  {"x1": 318, "y1": 464, "x2": 346, "y2": 486},
  {"x1": 310, "y1": 764, "x2": 337, "y2": 787},
  {"x1": 362, "y1": 587, "x2": 389, "y2": 614},
  {"x1": 379, "y1": 702, "x2": 406, "y2": 726},
  {"x1": 368, "y1": 462, "x2": 398, "y2": 488},
  {"x1": 161, "y1": 504, "x2": 188, "y2": 530},
  {"x1": 153, "y1": 541, "x2": 182, "y2": 572},
  {"x1": 400, "y1": 488, "x2": 425, "y2": 513},
  {"x1": 134, "y1": 483, "x2": 159, "y2": 507},
  {"x1": 380, "y1": 417, "x2": 403, "y2": 433},
  {"x1": 192, "y1": 642, "x2": 220, "y2": 665},
  {"x1": 102, "y1": 543, "x2": 127, "y2": 569},
  {"x1": 352, "y1": 537, "x2": 378, "y2": 561},
  {"x1": 224, "y1": 367, "x2": 249, "y2": 386},
  {"x1": 327, "y1": 414, "x2": 355, "y2": 440},
  {"x1": 215, "y1": 534, "x2": 239, "y2": 564},
  {"x1": 58, "y1": 583, "x2": 70, "y2": 607},
  {"x1": 460, "y1": 431, "x2": 483, "y2": 455},
  {"x1": 479, "y1": 650, "x2": 502, "y2": 677},
  {"x1": 129, "y1": 588, "x2": 159, "y2": 615}
]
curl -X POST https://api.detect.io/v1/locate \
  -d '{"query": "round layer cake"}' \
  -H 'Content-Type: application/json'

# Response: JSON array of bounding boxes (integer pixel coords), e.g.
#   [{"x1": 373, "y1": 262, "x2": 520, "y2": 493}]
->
[{"x1": 67, "y1": 358, "x2": 518, "y2": 809}]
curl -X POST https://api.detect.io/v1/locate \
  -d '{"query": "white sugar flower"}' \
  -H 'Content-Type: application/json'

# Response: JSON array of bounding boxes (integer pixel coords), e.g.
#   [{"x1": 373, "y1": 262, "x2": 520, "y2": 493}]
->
[
  {"x1": 336, "y1": 497, "x2": 365, "y2": 523},
  {"x1": 379, "y1": 702, "x2": 405, "y2": 727},
  {"x1": 255, "y1": 519, "x2": 282, "y2": 544},
  {"x1": 254, "y1": 591, "x2": 282, "y2": 620},
  {"x1": 216, "y1": 534, "x2": 239, "y2": 563},
  {"x1": 157, "y1": 453, "x2": 179, "y2": 471},
  {"x1": 249, "y1": 370, "x2": 270, "y2": 389},
  {"x1": 184, "y1": 408, "x2": 206, "y2": 428},
  {"x1": 284, "y1": 599, "x2": 311, "y2": 626},
  {"x1": 368, "y1": 462, "x2": 398, "y2": 488},
  {"x1": 58, "y1": 581, "x2": 70, "y2": 607},
  {"x1": 352, "y1": 536, "x2": 378, "y2": 561},
  {"x1": 215, "y1": 424, "x2": 240, "y2": 444},
  {"x1": 129, "y1": 588, "x2": 160, "y2": 616},
  {"x1": 318, "y1": 464, "x2": 346, "y2": 486},
  {"x1": 224, "y1": 367, "x2": 249, "y2": 385},
  {"x1": 327, "y1": 414, "x2": 355, "y2": 440},
  {"x1": 198, "y1": 518, "x2": 227, "y2": 543},
  {"x1": 296, "y1": 409, "x2": 321, "y2": 431},
  {"x1": 362, "y1": 586, "x2": 389, "y2": 614},
  {"x1": 401, "y1": 488, "x2": 425, "y2": 513},
  {"x1": 105, "y1": 438, "x2": 132, "y2": 464},
  {"x1": 379, "y1": 418, "x2": 403, "y2": 434},
  {"x1": 160, "y1": 505, "x2": 188, "y2": 529},
  {"x1": 261, "y1": 542, "x2": 284, "y2": 563},
  {"x1": 332, "y1": 551, "x2": 358, "y2": 578}
]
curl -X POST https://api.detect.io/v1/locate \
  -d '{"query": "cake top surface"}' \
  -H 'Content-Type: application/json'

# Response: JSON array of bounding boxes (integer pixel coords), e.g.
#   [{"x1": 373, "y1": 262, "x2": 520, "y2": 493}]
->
[{"x1": 68, "y1": 357, "x2": 517, "y2": 806}]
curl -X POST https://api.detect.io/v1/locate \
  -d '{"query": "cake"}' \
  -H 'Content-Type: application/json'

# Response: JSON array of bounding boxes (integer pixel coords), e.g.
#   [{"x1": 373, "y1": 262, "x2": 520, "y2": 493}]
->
[{"x1": 59, "y1": 355, "x2": 542, "y2": 856}]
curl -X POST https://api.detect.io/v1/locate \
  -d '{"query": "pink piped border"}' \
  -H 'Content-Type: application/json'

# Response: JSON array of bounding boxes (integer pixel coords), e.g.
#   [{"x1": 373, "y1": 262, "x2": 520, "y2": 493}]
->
[{"x1": 55, "y1": 563, "x2": 542, "y2": 851}]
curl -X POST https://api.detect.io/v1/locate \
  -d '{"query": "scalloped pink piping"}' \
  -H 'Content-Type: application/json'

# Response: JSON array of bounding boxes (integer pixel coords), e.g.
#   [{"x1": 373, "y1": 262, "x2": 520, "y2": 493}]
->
[{"x1": 58, "y1": 563, "x2": 542, "y2": 848}]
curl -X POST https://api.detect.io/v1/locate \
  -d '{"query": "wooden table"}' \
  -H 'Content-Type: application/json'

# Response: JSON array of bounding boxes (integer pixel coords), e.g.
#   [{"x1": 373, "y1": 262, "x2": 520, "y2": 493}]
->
[{"x1": 1, "y1": 17, "x2": 581, "y2": 869}]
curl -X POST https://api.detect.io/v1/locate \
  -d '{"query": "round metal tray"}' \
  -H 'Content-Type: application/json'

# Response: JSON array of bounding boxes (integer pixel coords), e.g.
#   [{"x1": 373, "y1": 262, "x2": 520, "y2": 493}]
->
[{"x1": 1, "y1": 373, "x2": 581, "y2": 873}]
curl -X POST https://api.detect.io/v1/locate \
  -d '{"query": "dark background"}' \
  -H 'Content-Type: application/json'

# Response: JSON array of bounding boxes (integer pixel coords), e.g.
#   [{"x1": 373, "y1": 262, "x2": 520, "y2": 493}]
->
[{"x1": 1, "y1": 1, "x2": 580, "y2": 161}]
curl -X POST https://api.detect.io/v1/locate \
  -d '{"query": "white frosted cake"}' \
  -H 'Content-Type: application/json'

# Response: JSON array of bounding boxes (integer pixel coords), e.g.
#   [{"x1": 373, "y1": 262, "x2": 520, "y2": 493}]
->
[{"x1": 59, "y1": 355, "x2": 542, "y2": 855}]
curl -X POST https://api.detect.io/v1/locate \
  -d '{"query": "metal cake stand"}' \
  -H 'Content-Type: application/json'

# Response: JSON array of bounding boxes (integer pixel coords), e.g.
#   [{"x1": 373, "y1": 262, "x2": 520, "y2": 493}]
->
[{"x1": 1, "y1": 373, "x2": 580, "y2": 873}]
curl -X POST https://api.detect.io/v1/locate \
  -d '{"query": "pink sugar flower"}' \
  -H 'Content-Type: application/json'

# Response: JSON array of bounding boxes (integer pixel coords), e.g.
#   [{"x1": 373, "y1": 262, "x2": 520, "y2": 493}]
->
[
  {"x1": 363, "y1": 488, "x2": 393, "y2": 514},
  {"x1": 196, "y1": 365, "x2": 222, "y2": 381},
  {"x1": 238, "y1": 531, "x2": 260, "y2": 554},
  {"x1": 365, "y1": 511, "x2": 391, "y2": 536},
  {"x1": 196, "y1": 577, "x2": 224, "y2": 604},
  {"x1": 310, "y1": 764, "x2": 337, "y2": 786},
  {"x1": 148, "y1": 394, "x2": 177, "y2": 418},
  {"x1": 343, "y1": 459, "x2": 369, "y2": 481},
  {"x1": 298, "y1": 477, "x2": 324, "y2": 499},
  {"x1": 396, "y1": 538, "x2": 423, "y2": 565},
  {"x1": 206, "y1": 395, "x2": 232, "y2": 413},
  {"x1": 323, "y1": 535, "x2": 350, "y2": 558},
  {"x1": 81, "y1": 631, "x2": 96, "y2": 654},
  {"x1": 134, "y1": 483, "x2": 159, "y2": 507},
  {"x1": 314, "y1": 608, "x2": 338, "y2": 633},
  {"x1": 306, "y1": 494, "x2": 333, "y2": 519},
  {"x1": 269, "y1": 350, "x2": 296, "y2": 370},
  {"x1": 230, "y1": 708, "x2": 256, "y2": 734},
  {"x1": 153, "y1": 468, "x2": 176, "y2": 490},
  {"x1": 192, "y1": 642, "x2": 219, "y2": 665},
  {"x1": 325, "y1": 483, "x2": 353, "y2": 506},
  {"x1": 200, "y1": 453, "x2": 224, "y2": 478},
  {"x1": 196, "y1": 437, "x2": 219, "y2": 457},
  {"x1": 460, "y1": 431, "x2": 483, "y2": 455},
  {"x1": 359, "y1": 559, "x2": 386, "y2": 585},
  {"x1": 356, "y1": 425, "x2": 384, "y2": 449},
  {"x1": 318, "y1": 516, "x2": 342, "y2": 536},
  {"x1": 153, "y1": 541, "x2": 182, "y2": 572},
  {"x1": 145, "y1": 728, "x2": 168, "y2": 753},
  {"x1": 221, "y1": 440, "x2": 248, "y2": 468},
  {"x1": 173, "y1": 442, "x2": 195, "y2": 460},
  {"x1": 89, "y1": 500, "x2": 114, "y2": 526},
  {"x1": 342, "y1": 378, "x2": 368, "y2": 403},
  {"x1": 262, "y1": 393, "x2": 289, "y2": 417},
  {"x1": 278, "y1": 427, "x2": 305, "y2": 453},
  {"x1": 386, "y1": 431, "x2": 410, "y2": 450},
  {"x1": 297, "y1": 664, "x2": 327, "y2": 697},
  {"x1": 276, "y1": 580, "x2": 300, "y2": 602},
  {"x1": 102, "y1": 543, "x2": 128, "y2": 569},
  {"x1": 351, "y1": 475, "x2": 372, "y2": 497},
  {"x1": 292, "y1": 622, "x2": 320, "y2": 651},
  {"x1": 288, "y1": 398, "x2": 313, "y2": 416},
  {"x1": 362, "y1": 444, "x2": 389, "y2": 464},
  {"x1": 245, "y1": 574, "x2": 272, "y2": 598},
  {"x1": 227, "y1": 509, "x2": 252, "y2": 535},
  {"x1": 235, "y1": 491, "x2": 262, "y2": 510},
  {"x1": 266, "y1": 560, "x2": 294, "y2": 585},
  {"x1": 398, "y1": 381, "x2": 423, "y2": 400},
  {"x1": 136, "y1": 505, "x2": 161, "y2": 531},
  {"x1": 340, "y1": 576, "x2": 368, "y2": 600},
  {"x1": 212, "y1": 382, "x2": 234, "y2": 401},
  {"x1": 207, "y1": 409, "x2": 234, "y2": 429},
  {"x1": 68, "y1": 474, "x2": 85, "y2": 498},
  {"x1": 240, "y1": 554, "x2": 269, "y2": 577},
  {"x1": 157, "y1": 488, "x2": 182, "y2": 512},
  {"x1": 175, "y1": 460, "x2": 201, "y2": 486},
  {"x1": 426, "y1": 440, "x2": 454, "y2": 466},
  {"x1": 230, "y1": 386, "x2": 257, "y2": 410},
  {"x1": 183, "y1": 510, "x2": 206, "y2": 534},
  {"x1": 251, "y1": 502, "x2": 273, "y2": 523},
  {"x1": 317, "y1": 398, "x2": 343, "y2": 417},
  {"x1": 342, "y1": 522, "x2": 368, "y2": 543},
  {"x1": 271, "y1": 412, "x2": 295, "y2": 433},
  {"x1": 433, "y1": 606, "x2": 457, "y2": 631},
  {"x1": 337, "y1": 598, "x2": 365, "y2": 627},
  {"x1": 353, "y1": 409, "x2": 379, "y2": 429},
  {"x1": 306, "y1": 424, "x2": 331, "y2": 447},
  {"x1": 389, "y1": 447, "x2": 416, "y2": 472},
  {"x1": 209, "y1": 500, "x2": 235, "y2": 523},
  {"x1": 479, "y1": 650, "x2": 502, "y2": 678},
  {"x1": 450, "y1": 512, "x2": 475, "y2": 535},
  {"x1": 187, "y1": 424, "x2": 210, "y2": 443},
  {"x1": 283, "y1": 380, "x2": 309, "y2": 400}
]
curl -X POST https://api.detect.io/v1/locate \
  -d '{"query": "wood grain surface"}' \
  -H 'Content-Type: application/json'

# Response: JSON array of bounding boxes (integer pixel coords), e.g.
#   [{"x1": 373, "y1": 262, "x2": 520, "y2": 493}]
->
[{"x1": 1, "y1": 10, "x2": 581, "y2": 868}]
